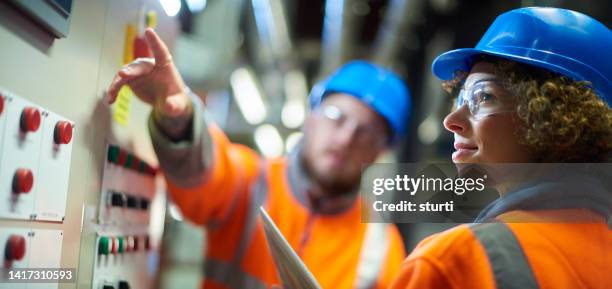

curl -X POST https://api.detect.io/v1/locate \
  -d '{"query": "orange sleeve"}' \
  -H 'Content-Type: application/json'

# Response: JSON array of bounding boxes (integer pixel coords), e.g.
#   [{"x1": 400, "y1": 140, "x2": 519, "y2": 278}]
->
[
  {"x1": 167, "y1": 124, "x2": 260, "y2": 226},
  {"x1": 387, "y1": 224, "x2": 498, "y2": 289},
  {"x1": 374, "y1": 225, "x2": 407, "y2": 289},
  {"x1": 387, "y1": 257, "x2": 453, "y2": 289}
]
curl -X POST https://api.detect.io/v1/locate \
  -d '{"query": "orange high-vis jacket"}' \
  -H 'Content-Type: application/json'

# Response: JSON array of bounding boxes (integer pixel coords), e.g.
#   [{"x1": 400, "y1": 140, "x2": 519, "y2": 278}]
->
[
  {"x1": 164, "y1": 124, "x2": 406, "y2": 289},
  {"x1": 389, "y1": 209, "x2": 611, "y2": 289}
]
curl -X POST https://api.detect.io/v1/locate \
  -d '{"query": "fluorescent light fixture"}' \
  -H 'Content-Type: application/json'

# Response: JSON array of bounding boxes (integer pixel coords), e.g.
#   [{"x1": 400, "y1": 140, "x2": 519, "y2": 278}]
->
[
  {"x1": 281, "y1": 70, "x2": 307, "y2": 128},
  {"x1": 160, "y1": 0, "x2": 182, "y2": 17},
  {"x1": 251, "y1": 0, "x2": 292, "y2": 56},
  {"x1": 285, "y1": 132, "x2": 303, "y2": 153},
  {"x1": 186, "y1": 0, "x2": 207, "y2": 13},
  {"x1": 418, "y1": 115, "x2": 440, "y2": 144},
  {"x1": 230, "y1": 67, "x2": 267, "y2": 125},
  {"x1": 254, "y1": 124, "x2": 284, "y2": 157},
  {"x1": 283, "y1": 70, "x2": 308, "y2": 101},
  {"x1": 281, "y1": 100, "x2": 305, "y2": 129}
]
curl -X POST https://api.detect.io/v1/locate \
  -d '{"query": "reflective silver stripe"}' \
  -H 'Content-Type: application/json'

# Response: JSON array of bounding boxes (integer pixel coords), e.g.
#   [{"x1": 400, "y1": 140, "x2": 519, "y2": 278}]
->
[
  {"x1": 286, "y1": 147, "x2": 309, "y2": 206},
  {"x1": 470, "y1": 223, "x2": 539, "y2": 289},
  {"x1": 203, "y1": 163, "x2": 270, "y2": 289},
  {"x1": 205, "y1": 258, "x2": 268, "y2": 289},
  {"x1": 232, "y1": 161, "x2": 269, "y2": 262},
  {"x1": 354, "y1": 223, "x2": 389, "y2": 289}
]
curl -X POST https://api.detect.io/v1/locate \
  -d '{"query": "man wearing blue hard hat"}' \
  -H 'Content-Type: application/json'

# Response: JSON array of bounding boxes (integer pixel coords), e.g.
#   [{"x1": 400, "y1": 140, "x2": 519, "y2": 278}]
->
[
  {"x1": 390, "y1": 7, "x2": 610, "y2": 289},
  {"x1": 107, "y1": 28, "x2": 411, "y2": 289}
]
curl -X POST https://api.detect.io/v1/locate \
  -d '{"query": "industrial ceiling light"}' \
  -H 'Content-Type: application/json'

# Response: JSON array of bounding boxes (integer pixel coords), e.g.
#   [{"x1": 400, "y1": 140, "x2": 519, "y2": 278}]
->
[
  {"x1": 186, "y1": 0, "x2": 207, "y2": 13},
  {"x1": 254, "y1": 124, "x2": 284, "y2": 157},
  {"x1": 230, "y1": 67, "x2": 268, "y2": 125},
  {"x1": 285, "y1": 132, "x2": 303, "y2": 153},
  {"x1": 281, "y1": 100, "x2": 305, "y2": 129},
  {"x1": 159, "y1": 0, "x2": 182, "y2": 17},
  {"x1": 281, "y1": 70, "x2": 307, "y2": 128}
]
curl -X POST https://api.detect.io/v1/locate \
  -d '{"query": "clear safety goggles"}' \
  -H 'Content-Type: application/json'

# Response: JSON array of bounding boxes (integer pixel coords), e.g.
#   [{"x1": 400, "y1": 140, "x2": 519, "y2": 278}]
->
[
  {"x1": 455, "y1": 79, "x2": 515, "y2": 119},
  {"x1": 317, "y1": 105, "x2": 387, "y2": 148}
]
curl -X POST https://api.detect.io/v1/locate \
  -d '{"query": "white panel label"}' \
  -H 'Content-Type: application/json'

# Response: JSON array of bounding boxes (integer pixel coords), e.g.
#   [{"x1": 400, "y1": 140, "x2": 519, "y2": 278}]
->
[{"x1": 34, "y1": 111, "x2": 74, "y2": 222}]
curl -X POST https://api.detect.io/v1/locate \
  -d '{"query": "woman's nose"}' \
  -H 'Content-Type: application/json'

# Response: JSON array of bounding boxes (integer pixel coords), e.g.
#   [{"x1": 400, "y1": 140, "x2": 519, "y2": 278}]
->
[{"x1": 443, "y1": 105, "x2": 470, "y2": 134}]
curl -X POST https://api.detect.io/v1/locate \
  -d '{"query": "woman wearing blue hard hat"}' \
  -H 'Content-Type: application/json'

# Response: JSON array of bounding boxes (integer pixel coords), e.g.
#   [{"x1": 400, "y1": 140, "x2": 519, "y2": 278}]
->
[{"x1": 389, "y1": 7, "x2": 611, "y2": 289}]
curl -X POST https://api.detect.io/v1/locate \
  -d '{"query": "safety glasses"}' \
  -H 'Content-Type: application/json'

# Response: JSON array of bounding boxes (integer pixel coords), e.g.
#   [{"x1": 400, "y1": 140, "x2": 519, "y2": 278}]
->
[
  {"x1": 317, "y1": 105, "x2": 387, "y2": 148},
  {"x1": 455, "y1": 79, "x2": 515, "y2": 119}
]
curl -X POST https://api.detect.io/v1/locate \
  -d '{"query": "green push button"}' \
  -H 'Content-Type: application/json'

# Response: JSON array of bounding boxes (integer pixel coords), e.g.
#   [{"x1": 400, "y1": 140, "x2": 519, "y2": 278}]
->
[
  {"x1": 124, "y1": 154, "x2": 133, "y2": 168},
  {"x1": 117, "y1": 237, "x2": 125, "y2": 253},
  {"x1": 108, "y1": 146, "x2": 119, "y2": 164},
  {"x1": 98, "y1": 236, "x2": 111, "y2": 255}
]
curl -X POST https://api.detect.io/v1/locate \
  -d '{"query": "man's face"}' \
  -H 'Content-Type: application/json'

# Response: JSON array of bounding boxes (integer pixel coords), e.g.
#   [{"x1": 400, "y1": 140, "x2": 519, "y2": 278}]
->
[{"x1": 302, "y1": 93, "x2": 389, "y2": 192}]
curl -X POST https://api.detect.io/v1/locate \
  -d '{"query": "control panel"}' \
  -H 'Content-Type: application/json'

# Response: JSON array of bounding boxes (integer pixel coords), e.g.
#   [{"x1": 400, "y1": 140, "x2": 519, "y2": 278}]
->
[
  {"x1": 88, "y1": 144, "x2": 163, "y2": 289},
  {"x1": 0, "y1": 89, "x2": 75, "y2": 222},
  {"x1": 0, "y1": 1, "x2": 179, "y2": 289},
  {"x1": 0, "y1": 228, "x2": 64, "y2": 289}
]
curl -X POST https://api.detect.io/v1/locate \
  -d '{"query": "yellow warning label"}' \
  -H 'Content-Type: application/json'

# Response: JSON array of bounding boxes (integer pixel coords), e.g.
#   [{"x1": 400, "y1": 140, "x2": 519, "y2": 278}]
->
[{"x1": 113, "y1": 85, "x2": 133, "y2": 126}]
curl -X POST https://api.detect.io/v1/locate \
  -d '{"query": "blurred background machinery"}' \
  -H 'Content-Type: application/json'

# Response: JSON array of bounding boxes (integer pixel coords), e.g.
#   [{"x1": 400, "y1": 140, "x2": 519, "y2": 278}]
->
[
  {"x1": 0, "y1": 0, "x2": 609, "y2": 289},
  {"x1": 167, "y1": 0, "x2": 610, "y2": 252}
]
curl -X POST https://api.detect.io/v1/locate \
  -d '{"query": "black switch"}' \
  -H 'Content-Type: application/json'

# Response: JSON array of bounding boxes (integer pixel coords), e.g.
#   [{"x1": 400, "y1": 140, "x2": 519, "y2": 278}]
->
[
  {"x1": 118, "y1": 280, "x2": 130, "y2": 289},
  {"x1": 133, "y1": 236, "x2": 140, "y2": 251},
  {"x1": 140, "y1": 198, "x2": 149, "y2": 210},
  {"x1": 103, "y1": 285, "x2": 115, "y2": 289},
  {"x1": 109, "y1": 191, "x2": 125, "y2": 207},
  {"x1": 126, "y1": 195, "x2": 138, "y2": 209}
]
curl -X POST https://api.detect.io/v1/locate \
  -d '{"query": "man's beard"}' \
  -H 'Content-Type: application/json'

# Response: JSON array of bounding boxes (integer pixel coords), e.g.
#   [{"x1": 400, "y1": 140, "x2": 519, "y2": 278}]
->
[{"x1": 301, "y1": 153, "x2": 361, "y2": 196}]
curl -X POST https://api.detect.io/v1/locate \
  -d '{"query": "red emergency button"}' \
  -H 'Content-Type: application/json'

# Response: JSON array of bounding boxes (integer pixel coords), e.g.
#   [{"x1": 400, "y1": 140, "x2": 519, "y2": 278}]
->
[
  {"x1": 5, "y1": 235, "x2": 26, "y2": 261},
  {"x1": 20, "y1": 107, "x2": 41, "y2": 132},
  {"x1": 12, "y1": 168, "x2": 34, "y2": 194},
  {"x1": 54, "y1": 121, "x2": 73, "y2": 144}
]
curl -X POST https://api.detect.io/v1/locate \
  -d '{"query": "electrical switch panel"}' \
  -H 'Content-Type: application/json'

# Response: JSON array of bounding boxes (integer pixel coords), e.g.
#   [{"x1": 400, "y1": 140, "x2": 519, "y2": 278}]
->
[
  {"x1": 0, "y1": 227, "x2": 63, "y2": 289},
  {"x1": 91, "y1": 144, "x2": 161, "y2": 289},
  {"x1": 0, "y1": 89, "x2": 75, "y2": 222}
]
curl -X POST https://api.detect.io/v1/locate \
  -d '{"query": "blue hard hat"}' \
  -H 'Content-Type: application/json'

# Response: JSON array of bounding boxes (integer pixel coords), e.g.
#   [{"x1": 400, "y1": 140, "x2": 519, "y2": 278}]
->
[
  {"x1": 432, "y1": 7, "x2": 612, "y2": 104},
  {"x1": 309, "y1": 60, "x2": 411, "y2": 144}
]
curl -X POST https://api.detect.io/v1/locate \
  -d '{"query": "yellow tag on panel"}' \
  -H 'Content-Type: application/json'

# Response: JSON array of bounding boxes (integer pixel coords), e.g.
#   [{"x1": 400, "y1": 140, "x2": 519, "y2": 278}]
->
[
  {"x1": 113, "y1": 85, "x2": 134, "y2": 126},
  {"x1": 146, "y1": 11, "x2": 157, "y2": 28},
  {"x1": 114, "y1": 24, "x2": 138, "y2": 126},
  {"x1": 123, "y1": 24, "x2": 137, "y2": 64}
]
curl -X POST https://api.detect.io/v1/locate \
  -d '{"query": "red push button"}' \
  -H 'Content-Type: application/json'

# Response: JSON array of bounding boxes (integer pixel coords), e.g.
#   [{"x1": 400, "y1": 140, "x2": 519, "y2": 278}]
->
[
  {"x1": 0, "y1": 94, "x2": 4, "y2": 116},
  {"x1": 5, "y1": 235, "x2": 26, "y2": 261},
  {"x1": 12, "y1": 168, "x2": 34, "y2": 194},
  {"x1": 118, "y1": 150, "x2": 128, "y2": 166},
  {"x1": 20, "y1": 107, "x2": 41, "y2": 132},
  {"x1": 110, "y1": 237, "x2": 119, "y2": 254},
  {"x1": 54, "y1": 121, "x2": 73, "y2": 144}
]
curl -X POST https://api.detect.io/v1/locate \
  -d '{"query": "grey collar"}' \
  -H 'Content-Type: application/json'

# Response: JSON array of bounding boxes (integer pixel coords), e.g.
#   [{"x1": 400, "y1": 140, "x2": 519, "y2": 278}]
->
[{"x1": 475, "y1": 174, "x2": 611, "y2": 223}]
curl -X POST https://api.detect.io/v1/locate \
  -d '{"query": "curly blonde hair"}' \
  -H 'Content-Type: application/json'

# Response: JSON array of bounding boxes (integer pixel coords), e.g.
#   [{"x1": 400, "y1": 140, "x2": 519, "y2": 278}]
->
[{"x1": 444, "y1": 55, "x2": 612, "y2": 162}]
